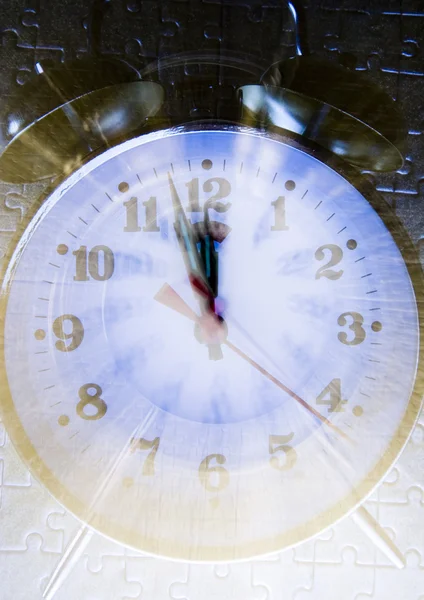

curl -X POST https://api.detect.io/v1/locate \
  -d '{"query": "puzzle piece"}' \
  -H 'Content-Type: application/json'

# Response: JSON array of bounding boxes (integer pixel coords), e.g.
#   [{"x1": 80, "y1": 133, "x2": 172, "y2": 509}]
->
[
  {"x1": 313, "y1": 4, "x2": 403, "y2": 73},
  {"x1": 293, "y1": 527, "x2": 333, "y2": 563},
  {"x1": 22, "y1": 0, "x2": 88, "y2": 62},
  {"x1": 0, "y1": 29, "x2": 35, "y2": 92},
  {"x1": 0, "y1": 426, "x2": 31, "y2": 490},
  {"x1": 125, "y1": 555, "x2": 188, "y2": 600},
  {"x1": 295, "y1": 547, "x2": 374, "y2": 600},
  {"x1": 50, "y1": 555, "x2": 142, "y2": 600},
  {"x1": 357, "y1": 550, "x2": 424, "y2": 600},
  {"x1": 378, "y1": 423, "x2": 424, "y2": 502},
  {"x1": 0, "y1": 459, "x2": 62, "y2": 553},
  {"x1": 377, "y1": 487, "x2": 424, "y2": 556},
  {"x1": 309, "y1": 504, "x2": 381, "y2": 567},
  {"x1": 253, "y1": 549, "x2": 314, "y2": 599},
  {"x1": 0, "y1": 533, "x2": 57, "y2": 600},
  {"x1": 170, "y1": 562, "x2": 268, "y2": 600}
]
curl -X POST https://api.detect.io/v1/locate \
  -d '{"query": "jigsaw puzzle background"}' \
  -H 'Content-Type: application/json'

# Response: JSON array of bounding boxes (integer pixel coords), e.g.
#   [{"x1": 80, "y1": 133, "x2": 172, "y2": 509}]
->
[{"x1": 0, "y1": 0, "x2": 424, "y2": 598}]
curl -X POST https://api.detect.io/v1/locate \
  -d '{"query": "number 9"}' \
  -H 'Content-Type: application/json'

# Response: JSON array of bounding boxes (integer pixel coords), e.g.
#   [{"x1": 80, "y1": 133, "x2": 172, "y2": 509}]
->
[{"x1": 53, "y1": 314, "x2": 84, "y2": 352}]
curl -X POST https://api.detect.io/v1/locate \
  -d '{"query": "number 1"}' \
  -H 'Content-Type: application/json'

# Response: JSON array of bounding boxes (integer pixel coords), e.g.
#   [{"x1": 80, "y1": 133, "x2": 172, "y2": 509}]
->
[{"x1": 271, "y1": 196, "x2": 289, "y2": 231}]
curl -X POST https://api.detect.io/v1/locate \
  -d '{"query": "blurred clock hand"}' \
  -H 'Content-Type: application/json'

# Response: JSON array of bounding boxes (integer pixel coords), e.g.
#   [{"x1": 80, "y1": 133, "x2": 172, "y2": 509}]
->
[
  {"x1": 168, "y1": 172, "x2": 215, "y2": 312},
  {"x1": 223, "y1": 340, "x2": 349, "y2": 440},
  {"x1": 199, "y1": 206, "x2": 220, "y2": 300},
  {"x1": 154, "y1": 283, "x2": 349, "y2": 440},
  {"x1": 168, "y1": 173, "x2": 222, "y2": 360}
]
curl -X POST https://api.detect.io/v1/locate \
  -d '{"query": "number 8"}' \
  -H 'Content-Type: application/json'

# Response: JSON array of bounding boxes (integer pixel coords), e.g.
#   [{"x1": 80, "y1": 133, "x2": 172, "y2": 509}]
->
[{"x1": 76, "y1": 383, "x2": 107, "y2": 420}]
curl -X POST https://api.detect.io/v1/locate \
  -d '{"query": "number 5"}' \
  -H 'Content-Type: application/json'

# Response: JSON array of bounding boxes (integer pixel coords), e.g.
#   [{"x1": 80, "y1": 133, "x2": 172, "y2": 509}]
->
[{"x1": 269, "y1": 433, "x2": 297, "y2": 471}]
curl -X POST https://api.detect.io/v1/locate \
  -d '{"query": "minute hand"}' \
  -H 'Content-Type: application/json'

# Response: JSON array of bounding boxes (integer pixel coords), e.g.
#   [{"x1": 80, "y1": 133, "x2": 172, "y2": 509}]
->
[
  {"x1": 168, "y1": 173, "x2": 222, "y2": 360},
  {"x1": 168, "y1": 173, "x2": 215, "y2": 313},
  {"x1": 199, "y1": 206, "x2": 219, "y2": 300}
]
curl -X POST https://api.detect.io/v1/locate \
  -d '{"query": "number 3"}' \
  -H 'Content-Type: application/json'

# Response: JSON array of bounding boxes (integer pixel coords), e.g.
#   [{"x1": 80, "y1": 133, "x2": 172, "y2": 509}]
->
[{"x1": 337, "y1": 312, "x2": 366, "y2": 346}]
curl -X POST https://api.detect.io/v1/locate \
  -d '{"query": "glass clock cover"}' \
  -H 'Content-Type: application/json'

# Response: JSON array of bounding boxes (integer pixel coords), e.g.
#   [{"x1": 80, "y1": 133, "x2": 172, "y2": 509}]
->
[{"x1": 0, "y1": 126, "x2": 422, "y2": 561}]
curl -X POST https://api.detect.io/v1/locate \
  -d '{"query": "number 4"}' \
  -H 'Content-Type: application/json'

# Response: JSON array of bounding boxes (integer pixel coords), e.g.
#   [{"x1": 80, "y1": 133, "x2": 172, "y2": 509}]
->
[{"x1": 316, "y1": 379, "x2": 347, "y2": 413}]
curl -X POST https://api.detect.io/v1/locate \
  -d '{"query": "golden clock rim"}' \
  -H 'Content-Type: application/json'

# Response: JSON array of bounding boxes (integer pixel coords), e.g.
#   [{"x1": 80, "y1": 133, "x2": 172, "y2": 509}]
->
[{"x1": 0, "y1": 124, "x2": 423, "y2": 562}]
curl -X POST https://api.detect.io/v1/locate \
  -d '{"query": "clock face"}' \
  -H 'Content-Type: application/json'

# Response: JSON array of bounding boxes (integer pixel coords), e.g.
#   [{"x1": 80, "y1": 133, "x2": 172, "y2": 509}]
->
[{"x1": 0, "y1": 126, "x2": 422, "y2": 560}]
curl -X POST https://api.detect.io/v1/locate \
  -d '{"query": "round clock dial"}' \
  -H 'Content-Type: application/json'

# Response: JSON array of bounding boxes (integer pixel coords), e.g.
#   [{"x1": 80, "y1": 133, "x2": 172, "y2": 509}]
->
[{"x1": 1, "y1": 127, "x2": 422, "y2": 560}]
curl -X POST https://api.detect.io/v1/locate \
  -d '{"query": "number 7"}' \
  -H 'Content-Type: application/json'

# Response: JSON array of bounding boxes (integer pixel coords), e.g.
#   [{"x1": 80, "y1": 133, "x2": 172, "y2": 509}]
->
[{"x1": 130, "y1": 437, "x2": 160, "y2": 476}]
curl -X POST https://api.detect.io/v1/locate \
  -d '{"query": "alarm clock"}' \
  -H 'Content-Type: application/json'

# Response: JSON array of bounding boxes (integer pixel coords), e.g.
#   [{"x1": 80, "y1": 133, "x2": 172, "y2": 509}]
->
[{"x1": 0, "y1": 0, "x2": 422, "y2": 564}]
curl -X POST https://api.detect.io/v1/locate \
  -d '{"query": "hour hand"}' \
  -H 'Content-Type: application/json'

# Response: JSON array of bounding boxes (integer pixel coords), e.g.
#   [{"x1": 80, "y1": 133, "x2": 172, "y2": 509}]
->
[
  {"x1": 168, "y1": 173, "x2": 222, "y2": 360},
  {"x1": 199, "y1": 207, "x2": 219, "y2": 302},
  {"x1": 168, "y1": 173, "x2": 214, "y2": 312}
]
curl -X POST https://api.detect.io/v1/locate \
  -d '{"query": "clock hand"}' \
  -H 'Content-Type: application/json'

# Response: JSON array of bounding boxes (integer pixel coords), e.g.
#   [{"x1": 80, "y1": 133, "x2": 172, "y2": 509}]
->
[
  {"x1": 168, "y1": 172, "x2": 215, "y2": 314},
  {"x1": 224, "y1": 338, "x2": 349, "y2": 441},
  {"x1": 168, "y1": 172, "x2": 222, "y2": 360},
  {"x1": 154, "y1": 283, "x2": 349, "y2": 440},
  {"x1": 199, "y1": 206, "x2": 220, "y2": 301}
]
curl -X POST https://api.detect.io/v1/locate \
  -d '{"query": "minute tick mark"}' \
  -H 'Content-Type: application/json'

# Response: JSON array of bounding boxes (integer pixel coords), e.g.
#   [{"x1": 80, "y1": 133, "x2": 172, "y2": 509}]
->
[{"x1": 48, "y1": 263, "x2": 60, "y2": 269}]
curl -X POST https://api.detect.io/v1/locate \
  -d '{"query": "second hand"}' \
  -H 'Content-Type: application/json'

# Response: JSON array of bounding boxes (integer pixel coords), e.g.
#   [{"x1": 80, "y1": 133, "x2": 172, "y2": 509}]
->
[{"x1": 154, "y1": 283, "x2": 350, "y2": 441}]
